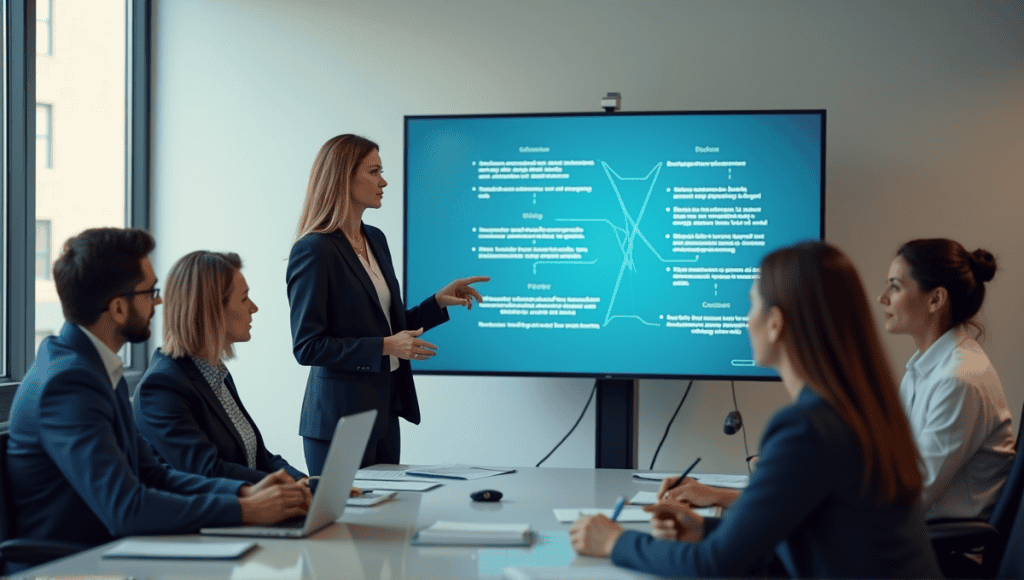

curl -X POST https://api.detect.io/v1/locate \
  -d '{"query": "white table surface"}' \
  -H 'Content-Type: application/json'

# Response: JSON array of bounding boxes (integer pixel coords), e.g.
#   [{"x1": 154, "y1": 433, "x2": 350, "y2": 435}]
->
[{"x1": 15, "y1": 466, "x2": 690, "y2": 580}]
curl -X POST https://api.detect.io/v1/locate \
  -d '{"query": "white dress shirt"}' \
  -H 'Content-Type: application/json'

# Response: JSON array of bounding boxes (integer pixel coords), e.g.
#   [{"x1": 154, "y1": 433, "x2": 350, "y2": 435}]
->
[
  {"x1": 77, "y1": 325, "x2": 126, "y2": 390},
  {"x1": 900, "y1": 327, "x2": 1015, "y2": 520}
]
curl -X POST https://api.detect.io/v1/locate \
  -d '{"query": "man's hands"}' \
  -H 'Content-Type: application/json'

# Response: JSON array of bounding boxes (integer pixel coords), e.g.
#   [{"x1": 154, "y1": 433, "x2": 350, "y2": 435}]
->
[
  {"x1": 569, "y1": 514, "x2": 625, "y2": 557},
  {"x1": 434, "y1": 276, "x2": 490, "y2": 310},
  {"x1": 237, "y1": 469, "x2": 312, "y2": 525}
]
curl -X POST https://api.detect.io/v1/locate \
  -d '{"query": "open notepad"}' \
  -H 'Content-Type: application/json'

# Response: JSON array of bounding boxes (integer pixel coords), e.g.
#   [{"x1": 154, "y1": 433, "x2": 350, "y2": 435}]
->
[{"x1": 411, "y1": 521, "x2": 532, "y2": 546}]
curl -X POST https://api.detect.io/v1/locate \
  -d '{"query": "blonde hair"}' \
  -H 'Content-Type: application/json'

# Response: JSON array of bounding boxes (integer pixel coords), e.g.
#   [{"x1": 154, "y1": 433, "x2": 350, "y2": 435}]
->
[
  {"x1": 163, "y1": 251, "x2": 243, "y2": 362},
  {"x1": 294, "y1": 134, "x2": 379, "y2": 241}
]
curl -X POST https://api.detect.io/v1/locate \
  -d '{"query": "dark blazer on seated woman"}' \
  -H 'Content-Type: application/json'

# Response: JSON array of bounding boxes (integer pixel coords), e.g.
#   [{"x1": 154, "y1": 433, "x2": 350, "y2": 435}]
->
[
  {"x1": 134, "y1": 349, "x2": 305, "y2": 483},
  {"x1": 612, "y1": 388, "x2": 941, "y2": 579}
]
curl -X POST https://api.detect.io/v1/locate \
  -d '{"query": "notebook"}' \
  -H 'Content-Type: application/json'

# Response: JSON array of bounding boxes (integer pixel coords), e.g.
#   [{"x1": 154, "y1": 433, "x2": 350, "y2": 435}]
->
[
  {"x1": 410, "y1": 521, "x2": 532, "y2": 547},
  {"x1": 200, "y1": 409, "x2": 376, "y2": 538}
]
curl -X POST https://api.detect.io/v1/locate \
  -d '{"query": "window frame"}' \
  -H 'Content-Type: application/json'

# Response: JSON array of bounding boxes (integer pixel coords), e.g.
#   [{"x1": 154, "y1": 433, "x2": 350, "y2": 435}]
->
[{"x1": 1, "y1": 0, "x2": 152, "y2": 421}]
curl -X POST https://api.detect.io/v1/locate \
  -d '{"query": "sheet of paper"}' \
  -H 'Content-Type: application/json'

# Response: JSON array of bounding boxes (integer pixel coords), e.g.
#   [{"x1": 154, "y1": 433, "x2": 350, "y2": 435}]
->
[
  {"x1": 404, "y1": 464, "x2": 517, "y2": 480},
  {"x1": 628, "y1": 491, "x2": 660, "y2": 505},
  {"x1": 503, "y1": 565, "x2": 636, "y2": 580},
  {"x1": 555, "y1": 505, "x2": 719, "y2": 522},
  {"x1": 553, "y1": 507, "x2": 651, "y2": 522},
  {"x1": 632, "y1": 471, "x2": 750, "y2": 488},
  {"x1": 103, "y1": 539, "x2": 256, "y2": 559},
  {"x1": 690, "y1": 473, "x2": 750, "y2": 488},
  {"x1": 355, "y1": 469, "x2": 436, "y2": 482},
  {"x1": 353, "y1": 479, "x2": 441, "y2": 491},
  {"x1": 628, "y1": 491, "x2": 725, "y2": 516}
]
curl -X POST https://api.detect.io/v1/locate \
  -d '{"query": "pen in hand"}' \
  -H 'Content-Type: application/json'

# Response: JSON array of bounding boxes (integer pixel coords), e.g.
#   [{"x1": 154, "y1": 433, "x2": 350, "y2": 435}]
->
[
  {"x1": 610, "y1": 496, "x2": 626, "y2": 522},
  {"x1": 664, "y1": 457, "x2": 702, "y2": 495}
]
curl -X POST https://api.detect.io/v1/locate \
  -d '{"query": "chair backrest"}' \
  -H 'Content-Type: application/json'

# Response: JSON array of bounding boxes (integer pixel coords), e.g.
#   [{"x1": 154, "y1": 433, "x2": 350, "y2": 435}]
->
[
  {"x1": 0, "y1": 431, "x2": 14, "y2": 542},
  {"x1": 980, "y1": 402, "x2": 1024, "y2": 573},
  {"x1": 997, "y1": 474, "x2": 1024, "y2": 578}
]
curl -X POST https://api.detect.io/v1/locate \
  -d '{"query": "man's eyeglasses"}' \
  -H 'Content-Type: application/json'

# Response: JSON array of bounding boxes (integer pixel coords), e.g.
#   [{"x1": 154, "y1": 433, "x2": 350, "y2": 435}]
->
[{"x1": 121, "y1": 287, "x2": 160, "y2": 300}]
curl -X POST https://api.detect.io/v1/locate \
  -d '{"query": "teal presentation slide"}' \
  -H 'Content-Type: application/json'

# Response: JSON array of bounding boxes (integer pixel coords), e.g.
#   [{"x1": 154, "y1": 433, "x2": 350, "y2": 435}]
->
[{"x1": 404, "y1": 111, "x2": 823, "y2": 378}]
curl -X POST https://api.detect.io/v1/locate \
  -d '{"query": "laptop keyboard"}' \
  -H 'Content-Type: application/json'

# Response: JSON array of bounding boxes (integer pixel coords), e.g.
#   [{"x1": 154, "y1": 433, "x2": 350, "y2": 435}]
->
[{"x1": 278, "y1": 516, "x2": 306, "y2": 529}]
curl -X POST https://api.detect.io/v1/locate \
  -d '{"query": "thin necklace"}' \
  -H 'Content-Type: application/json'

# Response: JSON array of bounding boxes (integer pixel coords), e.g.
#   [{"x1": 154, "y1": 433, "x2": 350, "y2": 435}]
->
[{"x1": 345, "y1": 231, "x2": 367, "y2": 257}]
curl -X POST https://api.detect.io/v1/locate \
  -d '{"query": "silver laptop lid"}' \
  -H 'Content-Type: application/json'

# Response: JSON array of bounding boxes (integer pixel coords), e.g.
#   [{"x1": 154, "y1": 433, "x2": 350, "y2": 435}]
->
[{"x1": 299, "y1": 409, "x2": 377, "y2": 535}]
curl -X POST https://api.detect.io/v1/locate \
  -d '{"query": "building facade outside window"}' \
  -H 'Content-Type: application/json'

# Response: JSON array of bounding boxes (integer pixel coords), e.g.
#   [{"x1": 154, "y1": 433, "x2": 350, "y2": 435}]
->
[
  {"x1": 37, "y1": 0, "x2": 53, "y2": 56},
  {"x1": 35, "y1": 103, "x2": 52, "y2": 169},
  {"x1": 35, "y1": 220, "x2": 51, "y2": 281},
  {"x1": 34, "y1": 1, "x2": 127, "y2": 358}
]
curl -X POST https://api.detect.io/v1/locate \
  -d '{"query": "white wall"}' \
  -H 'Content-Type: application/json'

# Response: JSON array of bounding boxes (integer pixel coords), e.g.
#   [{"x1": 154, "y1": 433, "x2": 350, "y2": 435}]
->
[{"x1": 151, "y1": 0, "x2": 1024, "y2": 474}]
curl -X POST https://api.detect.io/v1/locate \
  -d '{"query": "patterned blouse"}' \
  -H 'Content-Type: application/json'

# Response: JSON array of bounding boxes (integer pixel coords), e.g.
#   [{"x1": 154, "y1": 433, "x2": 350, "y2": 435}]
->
[{"x1": 190, "y1": 356, "x2": 258, "y2": 469}]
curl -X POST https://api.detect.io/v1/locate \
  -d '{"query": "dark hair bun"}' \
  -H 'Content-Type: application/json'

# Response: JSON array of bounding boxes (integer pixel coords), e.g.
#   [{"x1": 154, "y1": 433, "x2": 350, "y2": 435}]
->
[{"x1": 970, "y1": 249, "x2": 997, "y2": 283}]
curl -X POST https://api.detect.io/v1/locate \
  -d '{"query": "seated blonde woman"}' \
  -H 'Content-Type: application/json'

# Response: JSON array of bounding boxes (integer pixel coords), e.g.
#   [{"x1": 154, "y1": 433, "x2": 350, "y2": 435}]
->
[{"x1": 134, "y1": 251, "x2": 313, "y2": 485}]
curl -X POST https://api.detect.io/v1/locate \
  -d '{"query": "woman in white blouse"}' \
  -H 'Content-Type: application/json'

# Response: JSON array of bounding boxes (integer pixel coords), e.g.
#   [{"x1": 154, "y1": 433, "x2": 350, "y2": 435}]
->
[{"x1": 877, "y1": 237, "x2": 1014, "y2": 522}]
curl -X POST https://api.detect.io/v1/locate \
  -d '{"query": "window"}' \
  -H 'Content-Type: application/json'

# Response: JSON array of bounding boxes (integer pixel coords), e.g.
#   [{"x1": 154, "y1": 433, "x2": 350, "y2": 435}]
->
[
  {"x1": 35, "y1": 103, "x2": 51, "y2": 169},
  {"x1": 37, "y1": 0, "x2": 53, "y2": 57},
  {"x1": 35, "y1": 2, "x2": 127, "y2": 358},
  {"x1": 35, "y1": 220, "x2": 51, "y2": 280},
  {"x1": 2, "y1": 0, "x2": 151, "y2": 421}
]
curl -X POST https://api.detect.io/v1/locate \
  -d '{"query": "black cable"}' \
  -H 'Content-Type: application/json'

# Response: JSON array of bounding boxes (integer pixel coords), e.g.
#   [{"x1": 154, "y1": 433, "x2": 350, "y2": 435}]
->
[
  {"x1": 649, "y1": 380, "x2": 694, "y2": 470},
  {"x1": 535, "y1": 383, "x2": 597, "y2": 467},
  {"x1": 731, "y1": 380, "x2": 752, "y2": 474}
]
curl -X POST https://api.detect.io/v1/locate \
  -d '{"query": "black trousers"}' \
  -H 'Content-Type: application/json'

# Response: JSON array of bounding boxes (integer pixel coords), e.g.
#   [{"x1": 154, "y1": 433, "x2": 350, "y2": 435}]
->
[{"x1": 303, "y1": 376, "x2": 403, "y2": 475}]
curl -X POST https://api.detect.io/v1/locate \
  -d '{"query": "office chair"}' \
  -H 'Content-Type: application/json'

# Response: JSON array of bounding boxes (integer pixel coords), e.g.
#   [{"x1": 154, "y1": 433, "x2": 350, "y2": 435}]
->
[
  {"x1": 928, "y1": 403, "x2": 1024, "y2": 579},
  {"x1": 0, "y1": 432, "x2": 89, "y2": 572},
  {"x1": 996, "y1": 484, "x2": 1024, "y2": 579}
]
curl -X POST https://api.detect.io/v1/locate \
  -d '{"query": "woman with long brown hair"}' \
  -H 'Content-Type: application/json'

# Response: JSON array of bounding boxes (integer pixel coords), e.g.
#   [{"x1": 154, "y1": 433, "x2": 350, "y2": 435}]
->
[
  {"x1": 570, "y1": 241, "x2": 941, "y2": 578},
  {"x1": 287, "y1": 134, "x2": 488, "y2": 473}
]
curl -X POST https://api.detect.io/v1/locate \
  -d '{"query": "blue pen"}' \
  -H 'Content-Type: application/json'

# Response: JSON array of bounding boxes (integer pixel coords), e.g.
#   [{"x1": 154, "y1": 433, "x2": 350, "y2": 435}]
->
[
  {"x1": 665, "y1": 457, "x2": 702, "y2": 493},
  {"x1": 610, "y1": 495, "x2": 626, "y2": 522}
]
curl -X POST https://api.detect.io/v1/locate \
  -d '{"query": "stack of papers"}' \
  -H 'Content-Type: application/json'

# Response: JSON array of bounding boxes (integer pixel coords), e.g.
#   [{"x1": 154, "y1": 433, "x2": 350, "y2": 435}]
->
[
  {"x1": 353, "y1": 479, "x2": 441, "y2": 491},
  {"x1": 103, "y1": 540, "x2": 256, "y2": 559},
  {"x1": 411, "y1": 521, "x2": 532, "y2": 546},
  {"x1": 404, "y1": 465, "x2": 517, "y2": 480}
]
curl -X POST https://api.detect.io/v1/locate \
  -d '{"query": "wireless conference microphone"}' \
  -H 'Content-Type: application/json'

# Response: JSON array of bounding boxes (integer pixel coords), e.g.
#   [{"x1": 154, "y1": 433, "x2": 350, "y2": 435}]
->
[{"x1": 723, "y1": 411, "x2": 743, "y2": 435}]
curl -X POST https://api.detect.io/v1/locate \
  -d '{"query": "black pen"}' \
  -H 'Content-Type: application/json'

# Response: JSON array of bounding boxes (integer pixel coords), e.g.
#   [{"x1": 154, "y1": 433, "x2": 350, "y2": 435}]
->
[{"x1": 665, "y1": 457, "x2": 702, "y2": 493}]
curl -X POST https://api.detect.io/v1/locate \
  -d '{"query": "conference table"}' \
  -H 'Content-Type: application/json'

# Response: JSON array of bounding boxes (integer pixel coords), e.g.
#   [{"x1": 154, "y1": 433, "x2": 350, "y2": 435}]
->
[{"x1": 17, "y1": 466, "x2": 689, "y2": 580}]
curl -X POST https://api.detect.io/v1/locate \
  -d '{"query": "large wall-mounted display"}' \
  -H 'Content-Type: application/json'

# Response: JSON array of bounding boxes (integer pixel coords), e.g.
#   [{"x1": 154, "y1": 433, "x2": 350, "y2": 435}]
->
[{"x1": 404, "y1": 110, "x2": 824, "y2": 379}]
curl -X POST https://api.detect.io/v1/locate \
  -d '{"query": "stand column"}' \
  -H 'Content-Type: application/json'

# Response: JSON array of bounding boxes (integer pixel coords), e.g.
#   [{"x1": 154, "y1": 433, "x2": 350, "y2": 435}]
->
[{"x1": 594, "y1": 378, "x2": 638, "y2": 468}]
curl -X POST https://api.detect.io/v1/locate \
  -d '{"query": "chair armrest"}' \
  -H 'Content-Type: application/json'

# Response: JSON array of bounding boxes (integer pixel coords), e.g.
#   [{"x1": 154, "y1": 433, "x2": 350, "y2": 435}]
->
[
  {"x1": 928, "y1": 518, "x2": 999, "y2": 552},
  {"x1": 0, "y1": 538, "x2": 90, "y2": 566}
]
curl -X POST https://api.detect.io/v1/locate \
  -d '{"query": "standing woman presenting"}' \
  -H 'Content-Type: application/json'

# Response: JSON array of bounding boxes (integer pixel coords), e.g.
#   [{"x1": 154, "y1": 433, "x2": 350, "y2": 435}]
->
[{"x1": 287, "y1": 134, "x2": 489, "y2": 473}]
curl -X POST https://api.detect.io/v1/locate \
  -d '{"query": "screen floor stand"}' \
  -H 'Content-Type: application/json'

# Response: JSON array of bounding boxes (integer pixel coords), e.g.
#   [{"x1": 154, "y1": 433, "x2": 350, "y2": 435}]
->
[{"x1": 594, "y1": 378, "x2": 638, "y2": 469}]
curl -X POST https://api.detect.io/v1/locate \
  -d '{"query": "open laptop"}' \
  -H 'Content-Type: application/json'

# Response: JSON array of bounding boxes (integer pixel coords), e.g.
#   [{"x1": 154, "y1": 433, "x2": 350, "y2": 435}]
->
[{"x1": 201, "y1": 409, "x2": 377, "y2": 538}]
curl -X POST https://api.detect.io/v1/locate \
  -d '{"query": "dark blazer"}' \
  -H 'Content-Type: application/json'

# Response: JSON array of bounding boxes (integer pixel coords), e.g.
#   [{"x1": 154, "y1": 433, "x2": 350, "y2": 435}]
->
[
  {"x1": 611, "y1": 388, "x2": 942, "y2": 579},
  {"x1": 286, "y1": 225, "x2": 449, "y2": 441},
  {"x1": 5, "y1": 323, "x2": 244, "y2": 546},
  {"x1": 134, "y1": 349, "x2": 305, "y2": 483}
]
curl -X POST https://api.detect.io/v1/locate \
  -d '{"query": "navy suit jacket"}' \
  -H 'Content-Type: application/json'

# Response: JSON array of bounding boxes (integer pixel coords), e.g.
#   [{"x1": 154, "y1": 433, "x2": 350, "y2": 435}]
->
[
  {"x1": 286, "y1": 225, "x2": 449, "y2": 441},
  {"x1": 5, "y1": 323, "x2": 244, "y2": 546},
  {"x1": 133, "y1": 349, "x2": 305, "y2": 483},
  {"x1": 611, "y1": 388, "x2": 942, "y2": 579}
]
